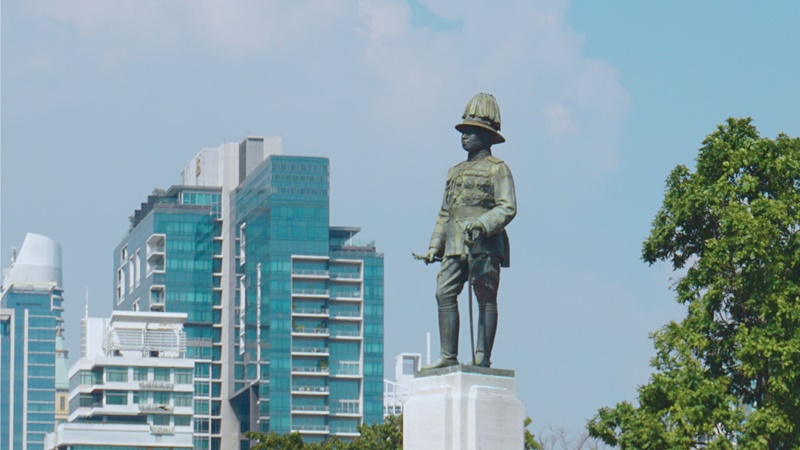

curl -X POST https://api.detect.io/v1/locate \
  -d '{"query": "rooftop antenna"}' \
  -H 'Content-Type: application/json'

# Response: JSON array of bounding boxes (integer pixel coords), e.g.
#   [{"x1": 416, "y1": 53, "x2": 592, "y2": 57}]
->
[
  {"x1": 10, "y1": 247, "x2": 17, "y2": 263},
  {"x1": 84, "y1": 287, "x2": 89, "y2": 319}
]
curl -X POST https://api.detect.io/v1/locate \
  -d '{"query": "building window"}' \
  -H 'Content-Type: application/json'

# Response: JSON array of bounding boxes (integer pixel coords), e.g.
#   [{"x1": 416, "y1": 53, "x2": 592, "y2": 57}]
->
[
  {"x1": 81, "y1": 368, "x2": 104, "y2": 385},
  {"x1": 106, "y1": 366, "x2": 128, "y2": 382},
  {"x1": 239, "y1": 222, "x2": 247, "y2": 264},
  {"x1": 403, "y1": 356, "x2": 418, "y2": 375},
  {"x1": 135, "y1": 250, "x2": 142, "y2": 287},
  {"x1": 175, "y1": 392, "x2": 192, "y2": 407},
  {"x1": 128, "y1": 258, "x2": 135, "y2": 294},
  {"x1": 59, "y1": 396, "x2": 66, "y2": 411},
  {"x1": 153, "y1": 391, "x2": 170, "y2": 405},
  {"x1": 117, "y1": 268, "x2": 125, "y2": 303},
  {"x1": 134, "y1": 367, "x2": 149, "y2": 381},
  {"x1": 154, "y1": 368, "x2": 170, "y2": 382},
  {"x1": 175, "y1": 368, "x2": 192, "y2": 385},
  {"x1": 175, "y1": 415, "x2": 191, "y2": 426},
  {"x1": 106, "y1": 390, "x2": 128, "y2": 405}
]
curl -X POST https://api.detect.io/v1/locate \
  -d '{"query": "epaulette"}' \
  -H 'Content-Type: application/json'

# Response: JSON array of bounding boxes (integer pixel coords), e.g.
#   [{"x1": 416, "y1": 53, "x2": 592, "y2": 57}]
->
[
  {"x1": 486, "y1": 155, "x2": 504, "y2": 164},
  {"x1": 449, "y1": 160, "x2": 469, "y2": 172}
]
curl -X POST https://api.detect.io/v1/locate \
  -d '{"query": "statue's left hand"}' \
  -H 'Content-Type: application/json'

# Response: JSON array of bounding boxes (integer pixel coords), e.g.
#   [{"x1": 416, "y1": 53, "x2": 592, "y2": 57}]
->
[{"x1": 463, "y1": 219, "x2": 485, "y2": 234}]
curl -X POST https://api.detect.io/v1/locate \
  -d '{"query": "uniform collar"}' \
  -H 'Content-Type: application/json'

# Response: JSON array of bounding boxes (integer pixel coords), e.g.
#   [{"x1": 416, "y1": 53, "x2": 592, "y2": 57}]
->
[{"x1": 467, "y1": 149, "x2": 492, "y2": 162}]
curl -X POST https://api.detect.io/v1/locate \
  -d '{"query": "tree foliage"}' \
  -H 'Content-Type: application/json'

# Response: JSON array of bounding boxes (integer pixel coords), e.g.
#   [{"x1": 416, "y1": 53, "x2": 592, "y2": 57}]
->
[
  {"x1": 244, "y1": 415, "x2": 402, "y2": 450},
  {"x1": 350, "y1": 414, "x2": 403, "y2": 450},
  {"x1": 588, "y1": 118, "x2": 800, "y2": 449},
  {"x1": 526, "y1": 417, "x2": 544, "y2": 450}
]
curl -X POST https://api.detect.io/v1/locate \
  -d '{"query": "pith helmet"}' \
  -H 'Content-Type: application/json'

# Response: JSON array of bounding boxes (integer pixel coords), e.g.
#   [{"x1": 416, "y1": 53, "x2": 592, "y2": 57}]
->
[{"x1": 455, "y1": 93, "x2": 505, "y2": 144}]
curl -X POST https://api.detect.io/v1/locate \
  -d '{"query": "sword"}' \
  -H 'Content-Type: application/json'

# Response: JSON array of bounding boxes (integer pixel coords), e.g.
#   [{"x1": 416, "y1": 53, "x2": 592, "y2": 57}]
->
[
  {"x1": 465, "y1": 229, "x2": 477, "y2": 366},
  {"x1": 412, "y1": 253, "x2": 442, "y2": 264}
]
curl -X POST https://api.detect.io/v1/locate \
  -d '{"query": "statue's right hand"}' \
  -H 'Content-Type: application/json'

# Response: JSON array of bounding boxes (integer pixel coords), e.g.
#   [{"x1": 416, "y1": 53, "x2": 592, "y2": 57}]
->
[{"x1": 424, "y1": 248, "x2": 440, "y2": 263}]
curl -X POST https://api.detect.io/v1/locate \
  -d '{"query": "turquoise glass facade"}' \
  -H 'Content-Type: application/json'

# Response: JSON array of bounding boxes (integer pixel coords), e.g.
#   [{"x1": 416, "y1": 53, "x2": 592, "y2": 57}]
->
[
  {"x1": 1, "y1": 286, "x2": 63, "y2": 450},
  {"x1": 115, "y1": 186, "x2": 223, "y2": 450},
  {"x1": 233, "y1": 155, "x2": 384, "y2": 445},
  {"x1": 117, "y1": 153, "x2": 383, "y2": 448}
]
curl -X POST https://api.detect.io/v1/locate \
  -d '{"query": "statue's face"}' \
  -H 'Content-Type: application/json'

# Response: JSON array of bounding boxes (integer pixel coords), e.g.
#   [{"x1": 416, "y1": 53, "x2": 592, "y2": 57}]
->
[{"x1": 461, "y1": 127, "x2": 494, "y2": 152}]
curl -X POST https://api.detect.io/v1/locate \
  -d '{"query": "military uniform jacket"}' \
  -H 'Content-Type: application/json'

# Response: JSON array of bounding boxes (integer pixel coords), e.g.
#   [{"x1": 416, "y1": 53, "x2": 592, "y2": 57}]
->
[{"x1": 429, "y1": 151, "x2": 516, "y2": 266}]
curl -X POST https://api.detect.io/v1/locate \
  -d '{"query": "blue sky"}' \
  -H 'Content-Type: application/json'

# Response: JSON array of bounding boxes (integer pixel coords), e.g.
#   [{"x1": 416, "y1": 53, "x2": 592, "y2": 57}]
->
[{"x1": 3, "y1": 0, "x2": 799, "y2": 435}]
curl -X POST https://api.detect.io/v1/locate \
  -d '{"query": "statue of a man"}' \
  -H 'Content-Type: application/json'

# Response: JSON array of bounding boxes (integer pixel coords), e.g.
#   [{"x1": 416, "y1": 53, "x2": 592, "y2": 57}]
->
[{"x1": 421, "y1": 93, "x2": 516, "y2": 369}]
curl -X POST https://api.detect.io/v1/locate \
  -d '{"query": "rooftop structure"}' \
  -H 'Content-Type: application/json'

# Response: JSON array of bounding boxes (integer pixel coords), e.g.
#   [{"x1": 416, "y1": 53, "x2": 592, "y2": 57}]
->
[
  {"x1": 384, "y1": 353, "x2": 421, "y2": 418},
  {"x1": 45, "y1": 311, "x2": 194, "y2": 450}
]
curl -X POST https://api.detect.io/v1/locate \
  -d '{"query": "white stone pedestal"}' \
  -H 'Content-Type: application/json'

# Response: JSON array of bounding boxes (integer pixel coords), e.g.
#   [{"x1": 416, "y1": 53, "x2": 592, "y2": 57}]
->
[{"x1": 403, "y1": 365, "x2": 524, "y2": 450}]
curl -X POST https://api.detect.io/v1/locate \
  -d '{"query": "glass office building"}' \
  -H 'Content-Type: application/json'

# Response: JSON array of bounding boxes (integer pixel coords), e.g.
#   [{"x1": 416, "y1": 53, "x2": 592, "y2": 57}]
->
[
  {"x1": 114, "y1": 138, "x2": 384, "y2": 449},
  {"x1": 1, "y1": 233, "x2": 65, "y2": 450}
]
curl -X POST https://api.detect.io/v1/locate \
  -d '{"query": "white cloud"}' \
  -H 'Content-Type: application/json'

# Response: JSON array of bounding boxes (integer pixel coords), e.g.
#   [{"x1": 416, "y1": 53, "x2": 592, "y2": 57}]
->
[
  {"x1": 358, "y1": 0, "x2": 411, "y2": 47},
  {"x1": 29, "y1": 0, "x2": 351, "y2": 57},
  {"x1": 23, "y1": 0, "x2": 630, "y2": 182},
  {"x1": 545, "y1": 103, "x2": 575, "y2": 138}
]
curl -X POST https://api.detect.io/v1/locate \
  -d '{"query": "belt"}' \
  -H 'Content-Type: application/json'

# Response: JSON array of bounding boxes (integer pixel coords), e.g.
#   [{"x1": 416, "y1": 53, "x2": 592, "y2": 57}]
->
[{"x1": 449, "y1": 205, "x2": 491, "y2": 219}]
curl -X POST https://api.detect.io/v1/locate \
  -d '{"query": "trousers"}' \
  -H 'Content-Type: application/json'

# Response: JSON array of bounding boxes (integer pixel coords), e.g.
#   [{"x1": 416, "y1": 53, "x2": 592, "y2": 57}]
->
[
  {"x1": 433, "y1": 254, "x2": 500, "y2": 366},
  {"x1": 436, "y1": 254, "x2": 501, "y2": 311}
]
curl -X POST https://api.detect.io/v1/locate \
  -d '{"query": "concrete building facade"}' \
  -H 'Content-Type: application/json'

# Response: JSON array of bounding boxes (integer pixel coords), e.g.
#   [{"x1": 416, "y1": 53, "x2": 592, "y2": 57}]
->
[{"x1": 45, "y1": 311, "x2": 194, "y2": 450}]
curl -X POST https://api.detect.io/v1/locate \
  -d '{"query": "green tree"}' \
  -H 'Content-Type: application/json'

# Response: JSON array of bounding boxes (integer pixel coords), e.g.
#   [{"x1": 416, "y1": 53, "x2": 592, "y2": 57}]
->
[
  {"x1": 525, "y1": 417, "x2": 543, "y2": 449},
  {"x1": 349, "y1": 414, "x2": 403, "y2": 450},
  {"x1": 244, "y1": 431, "x2": 306, "y2": 450},
  {"x1": 588, "y1": 118, "x2": 800, "y2": 449}
]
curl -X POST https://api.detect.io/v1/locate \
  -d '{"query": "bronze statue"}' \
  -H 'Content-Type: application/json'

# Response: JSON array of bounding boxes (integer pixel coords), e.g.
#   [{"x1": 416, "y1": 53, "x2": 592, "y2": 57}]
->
[{"x1": 415, "y1": 93, "x2": 516, "y2": 369}]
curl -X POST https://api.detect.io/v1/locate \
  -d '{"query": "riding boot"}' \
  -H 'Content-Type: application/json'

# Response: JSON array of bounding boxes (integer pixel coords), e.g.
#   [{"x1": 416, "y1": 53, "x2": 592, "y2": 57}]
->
[
  {"x1": 474, "y1": 307, "x2": 497, "y2": 367},
  {"x1": 422, "y1": 311, "x2": 459, "y2": 370}
]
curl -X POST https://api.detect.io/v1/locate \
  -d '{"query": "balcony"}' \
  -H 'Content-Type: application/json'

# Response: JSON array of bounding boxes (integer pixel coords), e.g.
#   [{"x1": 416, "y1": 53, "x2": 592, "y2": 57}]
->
[
  {"x1": 291, "y1": 269, "x2": 329, "y2": 279},
  {"x1": 149, "y1": 287, "x2": 165, "y2": 311},
  {"x1": 291, "y1": 404, "x2": 329, "y2": 414},
  {"x1": 330, "y1": 329, "x2": 361, "y2": 340},
  {"x1": 291, "y1": 366, "x2": 329, "y2": 376},
  {"x1": 329, "y1": 272, "x2": 361, "y2": 282},
  {"x1": 139, "y1": 403, "x2": 173, "y2": 413},
  {"x1": 330, "y1": 362, "x2": 360, "y2": 378},
  {"x1": 146, "y1": 234, "x2": 166, "y2": 277},
  {"x1": 291, "y1": 424, "x2": 329, "y2": 434},
  {"x1": 292, "y1": 289, "x2": 329, "y2": 298},
  {"x1": 329, "y1": 310, "x2": 360, "y2": 320},
  {"x1": 330, "y1": 427, "x2": 360, "y2": 437},
  {"x1": 150, "y1": 425, "x2": 175, "y2": 435},
  {"x1": 291, "y1": 326, "x2": 329, "y2": 336},
  {"x1": 146, "y1": 260, "x2": 165, "y2": 276},
  {"x1": 292, "y1": 386, "x2": 329, "y2": 395},
  {"x1": 329, "y1": 291, "x2": 361, "y2": 301},
  {"x1": 146, "y1": 234, "x2": 166, "y2": 258},
  {"x1": 291, "y1": 347, "x2": 329, "y2": 356},
  {"x1": 331, "y1": 401, "x2": 361, "y2": 417},
  {"x1": 139, "y1": 380, "x2": 174, "y2": 391},
  {"x1": 291, "y1": 307, "x2": 329, "y2": 318}
]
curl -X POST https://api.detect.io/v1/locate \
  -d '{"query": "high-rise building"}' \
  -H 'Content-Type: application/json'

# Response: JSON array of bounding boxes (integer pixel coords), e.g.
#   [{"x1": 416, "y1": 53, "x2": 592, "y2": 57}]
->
[
  {"x1": 113, "y1": 137, "x2": 384, "y2": 449},
  {"x1": 45, "y1": 311, "x2": 194, "y2": 449},
  {"x1": 1, "y1": 233, "x2": 65, "y2": 450}
]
